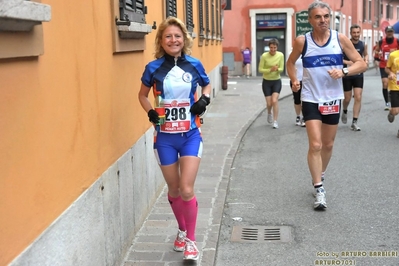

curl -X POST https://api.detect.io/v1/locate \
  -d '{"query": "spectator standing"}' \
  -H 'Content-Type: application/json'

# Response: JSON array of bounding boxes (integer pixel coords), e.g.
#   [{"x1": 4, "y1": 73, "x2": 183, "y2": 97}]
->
[{"x1": 241, "y1": 47, "x2": 252, "y2": 78}]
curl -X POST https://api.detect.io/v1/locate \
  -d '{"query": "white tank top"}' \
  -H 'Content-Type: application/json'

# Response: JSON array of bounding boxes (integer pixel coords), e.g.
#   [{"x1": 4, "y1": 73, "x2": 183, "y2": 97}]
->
[
  {"x1": 301, "y1": 30, "x2": 344, "y2": 103},
  {"x1": 295, "y1": 57, "x2": 303, "y2": 81}
]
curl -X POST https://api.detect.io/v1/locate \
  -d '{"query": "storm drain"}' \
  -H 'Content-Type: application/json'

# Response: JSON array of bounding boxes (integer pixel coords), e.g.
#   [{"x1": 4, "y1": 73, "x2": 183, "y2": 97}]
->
[{"x1": 230, "y1": 226, "x2": 292, "y2": 243}]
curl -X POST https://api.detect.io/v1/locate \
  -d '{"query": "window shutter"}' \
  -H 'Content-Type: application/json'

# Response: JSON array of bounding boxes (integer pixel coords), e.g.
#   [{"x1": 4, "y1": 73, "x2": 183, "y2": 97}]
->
[
  {"x1": 185, "y1": 0, "x2": 194, "y2": 32},
  {"x1": 119, "y1": 0, "x2": 146, "y2": 23},
  {"x1": 166, "y1": 0, "x2": 177, "y2": 18},
  {"x1": 198, "y1": 0, "x2": 204, "y2": 37},
  {"x1": 216, "y1": 0, "x2": 220, "y2": 38},
  {"x1": 205, "y1": 0, "x2": 210, "y2": 37},
  {"x1": 211, "y1": 0, "x2": 215, "y2": 37}
]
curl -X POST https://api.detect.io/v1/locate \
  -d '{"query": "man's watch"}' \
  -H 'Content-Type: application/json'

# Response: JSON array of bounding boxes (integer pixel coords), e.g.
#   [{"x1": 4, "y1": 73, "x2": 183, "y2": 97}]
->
[{"x1": 342, "y1": 68, "x2": 349, "y2": 76}]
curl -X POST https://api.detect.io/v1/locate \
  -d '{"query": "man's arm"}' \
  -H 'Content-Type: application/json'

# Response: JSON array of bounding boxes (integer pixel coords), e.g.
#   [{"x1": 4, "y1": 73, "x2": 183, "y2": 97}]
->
[{"x1": 287, "y1": 36, "x2": 305, "y2": 91}]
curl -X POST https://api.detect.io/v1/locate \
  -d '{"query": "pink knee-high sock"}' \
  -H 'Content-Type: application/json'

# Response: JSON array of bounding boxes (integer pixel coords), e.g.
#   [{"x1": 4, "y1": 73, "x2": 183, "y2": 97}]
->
[
  {"x1": 182, "y1": 197, "x2": 198, "y2": 241},
  {"x1": 168, "y1": 194, "x2": 186, "y2": 231}
]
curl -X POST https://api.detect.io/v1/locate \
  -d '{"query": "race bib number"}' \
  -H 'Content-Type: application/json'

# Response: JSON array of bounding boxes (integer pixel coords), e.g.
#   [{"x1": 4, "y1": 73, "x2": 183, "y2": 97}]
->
[
  {"x1": 160, "y1": 98, "x2": 191, "y2": 133},
  {"x1": 318, "y1": 100, "x2": 340, "y2": 115},
  {"x1": 396, "y1": 72, "x2": 399, "y2": 85},
  {"x1": 384, "y1": 52, "x2": 390, "y2": 61}
]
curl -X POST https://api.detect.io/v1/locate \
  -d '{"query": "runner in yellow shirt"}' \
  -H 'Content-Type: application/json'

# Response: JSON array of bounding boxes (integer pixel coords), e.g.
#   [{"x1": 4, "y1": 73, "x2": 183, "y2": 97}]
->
[{"x1": 385, "y1": 49, "x2": 399, "y2": 137}]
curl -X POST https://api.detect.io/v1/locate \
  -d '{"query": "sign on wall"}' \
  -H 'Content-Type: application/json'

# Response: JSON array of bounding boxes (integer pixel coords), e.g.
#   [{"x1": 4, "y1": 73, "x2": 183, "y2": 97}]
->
[
  {"x1": 295, "y1": 10, "x2": 312, "y2": 37},
  {"x1": 257, "y1": 20, "x2": 286, "y2": 29}
]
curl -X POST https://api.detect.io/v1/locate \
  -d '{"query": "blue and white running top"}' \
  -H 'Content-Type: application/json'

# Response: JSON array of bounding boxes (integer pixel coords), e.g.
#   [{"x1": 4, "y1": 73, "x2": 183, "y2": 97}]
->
[
  {"x1": 141, "y1": 53, "x2": 210, "y2": 133},
  {"x1": 301, "y1": 29, "x2": 344, "y2": 103}
]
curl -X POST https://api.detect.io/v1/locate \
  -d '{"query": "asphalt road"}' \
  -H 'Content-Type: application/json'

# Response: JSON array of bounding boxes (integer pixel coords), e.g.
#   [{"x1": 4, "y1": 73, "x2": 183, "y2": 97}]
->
[{"x1": 214, "y1": 69, "x2": 399, "y2": 266}]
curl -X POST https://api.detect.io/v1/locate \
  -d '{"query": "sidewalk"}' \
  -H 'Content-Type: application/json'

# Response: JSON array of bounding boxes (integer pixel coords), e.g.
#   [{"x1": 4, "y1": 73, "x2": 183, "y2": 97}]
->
[{"x1": 121, "y1": 76, "x2": 293, "y2": 266}]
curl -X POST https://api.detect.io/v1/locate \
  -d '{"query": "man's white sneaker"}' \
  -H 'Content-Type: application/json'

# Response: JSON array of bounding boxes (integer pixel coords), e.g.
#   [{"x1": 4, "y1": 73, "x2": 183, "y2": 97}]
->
[
  {"x1": 314, "y1": 187, "x2": 327, "y2": 210},
  {"x1": 295, "y1": 117, "x2": 301, "y2": 126},
  {"x1": 351, "y1": 122, "x2": 361, "y2": 131},
  {"x1": 341, "y1": 112, "x2": 347, "y2": 124},
  {"x1": 273, "y1": 121, "x2": 279, "y2": 129}
]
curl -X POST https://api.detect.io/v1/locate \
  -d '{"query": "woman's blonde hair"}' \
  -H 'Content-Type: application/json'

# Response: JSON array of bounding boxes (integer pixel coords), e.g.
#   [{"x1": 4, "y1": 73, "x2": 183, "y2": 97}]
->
[{"x1": 154, "y1": 17, "x2": 193, "y2": 58}]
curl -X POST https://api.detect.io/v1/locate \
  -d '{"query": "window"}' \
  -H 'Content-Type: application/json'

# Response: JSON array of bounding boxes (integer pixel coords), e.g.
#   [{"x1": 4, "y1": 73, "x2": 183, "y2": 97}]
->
[
  {"x1": 374, "y1": 0, "x2": 380, "y2": 26},
  {"x1": 198, "y1": 0, "x2": 205, "y2": 39},
  {"x1": 385, "y1": 4, "x2": 393, "y2": 19},
  {"x1": 389, "y1": 4, "x2": 393, "y2": 19},
  {"x1": 119, "y1": 0, "x2": 146, "y2": 23},
  {"x1": 112, "y1": 0, "x2": 152, "y2": 51},
  {"x1": 216, "y1": 0, "x2": 220, "y2": 39},
  {"x1": 0, "y1": 0, "x2": 51, "y2": 59},
  {"x1": 211, "y1": 0, "x2": 215, "y2": 38},
  {"x1": 363, "y1": 0, "x2": 367, "y2": 21},
  {"x1": 165, "y1": 0, "x2": 177, "y2": 18},
  {"x1": 205, "y1": 0, "x2": 210, "y2": 38},
  {"x1": 185, "y1": 0, "x2": 194, "y2": 33}
]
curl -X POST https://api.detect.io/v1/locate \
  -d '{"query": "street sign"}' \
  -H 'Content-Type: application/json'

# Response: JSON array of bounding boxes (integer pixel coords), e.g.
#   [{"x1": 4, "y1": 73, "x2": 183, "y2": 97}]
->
[{"x1": 295, "y1": 10, "x2": 312, "y2": 37}]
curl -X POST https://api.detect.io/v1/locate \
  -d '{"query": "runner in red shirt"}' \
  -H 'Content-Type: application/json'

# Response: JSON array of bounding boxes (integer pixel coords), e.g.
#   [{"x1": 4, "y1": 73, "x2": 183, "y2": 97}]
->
[{"x1": 375, "y1": 26, "x2": 399, "y2": 110}]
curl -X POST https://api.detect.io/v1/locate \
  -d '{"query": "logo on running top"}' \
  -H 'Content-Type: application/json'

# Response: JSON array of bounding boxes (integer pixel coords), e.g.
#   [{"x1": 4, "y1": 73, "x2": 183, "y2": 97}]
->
[
  {"x1": 182, "y1": 72, "x2": 193, "y2": 83},
  {"x1": 171, "y1": 100, "x2": 178, "y2": 107}
]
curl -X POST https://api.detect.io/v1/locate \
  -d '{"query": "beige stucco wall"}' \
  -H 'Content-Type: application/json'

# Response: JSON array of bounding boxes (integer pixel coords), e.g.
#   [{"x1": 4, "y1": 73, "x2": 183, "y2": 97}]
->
[{"x1": 0, "y1": 1, "x2": 223, "y2": 265}]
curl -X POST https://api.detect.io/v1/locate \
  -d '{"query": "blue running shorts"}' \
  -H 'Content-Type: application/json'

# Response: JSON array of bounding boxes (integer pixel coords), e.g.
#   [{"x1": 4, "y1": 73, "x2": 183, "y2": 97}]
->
[{"x1": 154, "y1": 128, "x2": 203, "y2": 166}]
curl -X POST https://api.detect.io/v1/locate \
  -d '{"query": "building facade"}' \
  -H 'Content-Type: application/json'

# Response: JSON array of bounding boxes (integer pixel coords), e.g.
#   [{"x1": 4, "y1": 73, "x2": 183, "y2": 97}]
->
[
  {"x1": 222, "y1": 0, "x2": 399, "y2": 76},
  {"x1": 0, "y1": 0, "x2": 223, "y2": 265}
]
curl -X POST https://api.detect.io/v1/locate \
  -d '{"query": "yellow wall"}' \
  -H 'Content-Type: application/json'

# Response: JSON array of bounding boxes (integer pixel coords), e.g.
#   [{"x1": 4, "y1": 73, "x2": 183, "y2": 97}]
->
[{"x1": 0, "y1": 1, "x2": 222, "y2": 265}]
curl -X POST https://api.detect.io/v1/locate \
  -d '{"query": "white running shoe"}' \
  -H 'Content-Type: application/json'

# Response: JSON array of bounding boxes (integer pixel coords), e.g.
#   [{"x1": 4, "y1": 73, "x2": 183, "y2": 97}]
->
[
  {"x1": 314, "y1": 187, "x2": 327, "y2": 209},
  {"x1": 351, "y1": 122, "x2": 361, "y2": 131},
  {"x1": 173, "y1": 229, "x2": 187, "y2": 252},
  {"x1": 341, "y1": 112, "x2": 347, "y2": 124},
  {"x1": 385, "y1": 103, "x2": 390, "y2": 111},
  {"x1": 267, "y1": 113, "x2": 273, "y2": 124},
  {"x1": 273, "y1": 121, "x2": 279, "y2": 129},
  {"x1": 295, "y1": 117, "x2": 301, "y2": 126},
  {"x1": 183, "y1": 238, "x2": 199, "y2": 261}
]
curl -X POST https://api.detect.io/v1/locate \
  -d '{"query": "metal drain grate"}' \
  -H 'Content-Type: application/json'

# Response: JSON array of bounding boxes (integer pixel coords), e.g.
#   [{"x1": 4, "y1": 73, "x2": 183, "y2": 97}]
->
[{"x1": 230, "y1": 226, "x2": 292, "y2": 243}]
